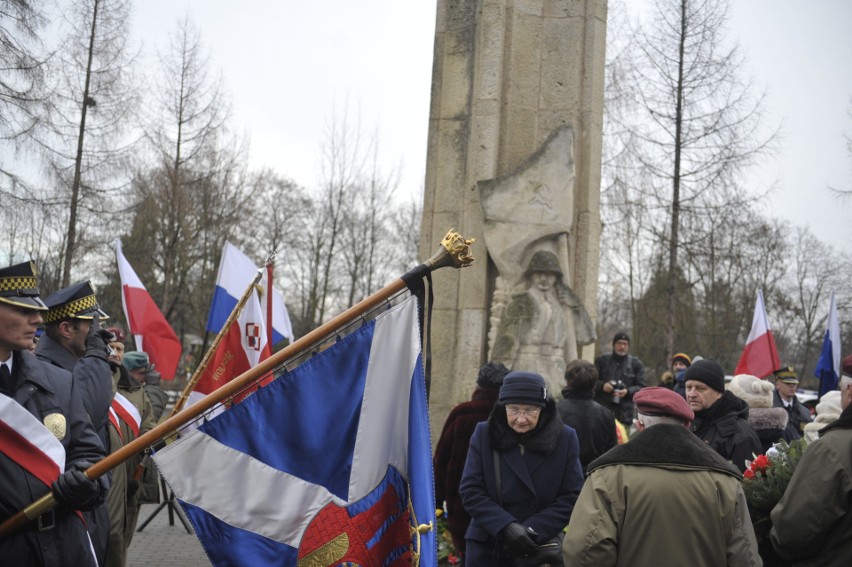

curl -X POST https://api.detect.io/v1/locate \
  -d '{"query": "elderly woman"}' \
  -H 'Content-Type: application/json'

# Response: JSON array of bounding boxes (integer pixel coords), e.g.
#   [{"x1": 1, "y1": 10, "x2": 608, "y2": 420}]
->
[{"x1": 459, "y1": 371, "x2": 584, "y2": 566}]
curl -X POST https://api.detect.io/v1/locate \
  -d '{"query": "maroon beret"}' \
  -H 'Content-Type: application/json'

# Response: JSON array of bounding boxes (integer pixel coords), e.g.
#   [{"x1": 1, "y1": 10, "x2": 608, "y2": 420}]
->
[
  {"x1": 842, "y1": 354, "x2": 852, "y2": 377},
  {"x1": 634, "y1": 387, "x2": 694, "y2": 423}
]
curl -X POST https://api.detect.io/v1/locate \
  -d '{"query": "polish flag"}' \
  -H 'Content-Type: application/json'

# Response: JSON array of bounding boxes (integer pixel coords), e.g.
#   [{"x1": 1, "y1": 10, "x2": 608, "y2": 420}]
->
[
  {"x1": 191, "y1": 288, "x2": 272, "y2": 407},
  {"x1": 116, "y1": 241, "x2": 182, "y2": 380},
  {"x1": 735, "y1": 290, "x2": 781, "y2": 379}
]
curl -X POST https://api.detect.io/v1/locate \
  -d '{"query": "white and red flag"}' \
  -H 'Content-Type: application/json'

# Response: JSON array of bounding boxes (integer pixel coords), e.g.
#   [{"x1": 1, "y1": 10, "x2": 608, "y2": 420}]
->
[
  {"x1": 115, "y1": 240, "x2": 182, "y2": 380},
  {"x1": 190, "y1": 286, "x2": 272, "y2": 408},
  {"x1": 735, "y1": 290, "x2": 781, "y2": 379}
]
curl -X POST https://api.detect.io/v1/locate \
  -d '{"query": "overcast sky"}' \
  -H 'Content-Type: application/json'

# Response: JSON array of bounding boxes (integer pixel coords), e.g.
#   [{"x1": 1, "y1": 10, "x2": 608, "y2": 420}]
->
[{"x1": 133, "y1": 0, "x2": 852, "y2": 251}]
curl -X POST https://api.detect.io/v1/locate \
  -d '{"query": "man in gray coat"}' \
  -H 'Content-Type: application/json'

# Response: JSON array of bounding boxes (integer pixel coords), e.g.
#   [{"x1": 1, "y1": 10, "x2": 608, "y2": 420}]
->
[{"x1": 563, "y1": 387, "x2": 761, "y2": 567}]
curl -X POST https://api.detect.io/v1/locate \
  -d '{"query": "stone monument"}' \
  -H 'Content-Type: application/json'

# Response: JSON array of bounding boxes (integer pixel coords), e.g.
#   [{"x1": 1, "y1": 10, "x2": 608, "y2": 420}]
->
[{"x1": 419, "y1": 0, "x2": 607, "y2": 430}]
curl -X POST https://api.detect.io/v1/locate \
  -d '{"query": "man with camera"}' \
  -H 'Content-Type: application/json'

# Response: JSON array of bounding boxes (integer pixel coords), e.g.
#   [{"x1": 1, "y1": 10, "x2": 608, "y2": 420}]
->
[{"x1": 594, "y1": 332, "x2": 646, "y2": 425}]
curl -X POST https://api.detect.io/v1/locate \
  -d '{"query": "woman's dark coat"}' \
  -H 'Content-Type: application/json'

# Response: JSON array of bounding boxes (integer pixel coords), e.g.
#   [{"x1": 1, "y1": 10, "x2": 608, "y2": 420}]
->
[
  {"x1": 459, "y1": 399, "x2": 584, "y2": 566},
  {"x1": 556, "y1": 388, "x2": 618, "y2": 471}
]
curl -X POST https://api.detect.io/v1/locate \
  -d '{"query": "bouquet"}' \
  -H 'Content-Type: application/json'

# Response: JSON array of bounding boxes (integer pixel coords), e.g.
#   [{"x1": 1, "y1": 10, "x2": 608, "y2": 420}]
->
[
  {"x1": 435, "y1": 509, "x2": 461, "y2": 566},
  {"x1": 742, "y1": 438, "x2": 809, "y2": 567}
]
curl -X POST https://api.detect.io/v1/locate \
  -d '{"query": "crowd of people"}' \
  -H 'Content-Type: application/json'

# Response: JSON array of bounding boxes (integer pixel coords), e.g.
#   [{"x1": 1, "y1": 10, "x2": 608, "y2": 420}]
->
[
  {"x1": 434, "y1": 331, "x2": 852, "y2": 567},
  {"x1": 4, "y1": 254, "x2": 851, "y2": 567},
  {"x1": 0, "y1": 261, "x2": 168, "y2": 567}
]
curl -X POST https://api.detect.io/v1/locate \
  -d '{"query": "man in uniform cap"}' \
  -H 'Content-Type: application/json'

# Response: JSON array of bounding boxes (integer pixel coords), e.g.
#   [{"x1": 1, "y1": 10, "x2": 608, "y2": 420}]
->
[
  {"x1": 0, "y1": 261, "x2": 107, "y2": 566},
  {"x1": 685, "y1": 358, "x2": 762, "y2": 471},
  {"x1": 35, "y1": 280, "x2": 115, "y2": 565},
  {"x1": 562, "y1": 387, "x2": 761, "y2": 567},
  {"x1": 772, "y1": 366, "x2": 812, "y2": 440}
]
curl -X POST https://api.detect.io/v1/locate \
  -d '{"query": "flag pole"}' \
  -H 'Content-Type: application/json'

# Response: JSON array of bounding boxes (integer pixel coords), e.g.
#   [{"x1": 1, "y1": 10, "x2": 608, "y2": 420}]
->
[
  {"x1": 170, "y1": 262, "x2": 268, "y2": 417},
  {"x1": 0, "y1": 229, "x2": 474, "y2": 539}
]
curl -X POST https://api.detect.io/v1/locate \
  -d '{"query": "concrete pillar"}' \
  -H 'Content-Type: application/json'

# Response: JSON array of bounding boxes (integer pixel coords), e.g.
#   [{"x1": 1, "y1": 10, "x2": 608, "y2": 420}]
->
[{"x1": 420, "y1": 0, "x2": 607, "y2": 434}]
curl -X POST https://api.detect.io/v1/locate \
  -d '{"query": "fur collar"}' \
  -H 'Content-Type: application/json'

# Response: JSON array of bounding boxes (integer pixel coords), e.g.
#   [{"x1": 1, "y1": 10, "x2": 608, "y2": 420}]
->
[
  {"x1": 588, "y1": 423, "x2": 740, "y2": 478},
  {"x1": 488, "y1": 399, "x2": 563, "y2": 454},
  {"x1": 747, "y1": 407, "x2": 789, "y2": 431}
]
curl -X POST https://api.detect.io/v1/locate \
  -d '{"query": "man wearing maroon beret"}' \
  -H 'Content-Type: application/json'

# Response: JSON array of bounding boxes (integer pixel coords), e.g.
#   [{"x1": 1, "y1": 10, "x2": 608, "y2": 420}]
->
[{"x1": 562, "y1": 387, "x2": 761, "y2": 567}]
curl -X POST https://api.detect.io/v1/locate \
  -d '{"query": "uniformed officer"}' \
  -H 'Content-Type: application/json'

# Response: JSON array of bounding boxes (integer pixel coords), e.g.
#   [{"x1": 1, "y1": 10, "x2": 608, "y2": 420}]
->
[
  {"x1": 0, "y1": 261, "x2": 107, "y2": 566},
  {"x1": 772, "y1": 366, "x2": 813, "y2": 439},
  {"x1": 34, "y1": 280, "x2": 115, "y2": 565}
]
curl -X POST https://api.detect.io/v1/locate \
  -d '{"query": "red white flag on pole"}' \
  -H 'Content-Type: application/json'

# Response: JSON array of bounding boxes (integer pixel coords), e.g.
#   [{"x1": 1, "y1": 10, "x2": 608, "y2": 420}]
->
[
  {"x1": 191, "y1": 287, "x2": 272, "y2": 407},
  {"x1": 115, "y1": 240, "x2": 182, "y2": 380},
  {"x1": 735, "y1": 290, "x2": 781, "y2": 379}
]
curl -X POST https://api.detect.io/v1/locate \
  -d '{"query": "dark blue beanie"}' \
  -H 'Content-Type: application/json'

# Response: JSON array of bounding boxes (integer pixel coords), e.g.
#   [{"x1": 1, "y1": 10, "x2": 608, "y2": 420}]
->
[{"x1": 499, "y1": 371, "x2": 547, "y2": 407}]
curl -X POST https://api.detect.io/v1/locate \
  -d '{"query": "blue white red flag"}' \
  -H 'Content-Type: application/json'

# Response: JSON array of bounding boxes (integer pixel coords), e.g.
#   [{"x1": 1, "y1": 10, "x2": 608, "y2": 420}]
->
[
  {"x1": 189, "y1": 289, "x2": 272, "y2": 410},
  {"x1": 815, "y1": 291, "x2": 841, "y2": 396},
  {"x1": 154, "y1": 295, "x2": 436, "y2": 567},
  {"x1": 206, "y1": 241, "x2": 294, "y2": 345}
]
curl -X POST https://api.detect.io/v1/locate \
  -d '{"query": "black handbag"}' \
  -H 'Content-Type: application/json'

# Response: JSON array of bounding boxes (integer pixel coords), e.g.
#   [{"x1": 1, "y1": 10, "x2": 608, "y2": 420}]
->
[{"x1": 493, "y1": 450, "x2": 565, "y2": 567}]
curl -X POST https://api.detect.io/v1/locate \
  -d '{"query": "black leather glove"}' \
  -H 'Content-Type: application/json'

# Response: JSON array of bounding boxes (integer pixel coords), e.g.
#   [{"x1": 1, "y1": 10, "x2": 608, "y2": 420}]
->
[
  {"x1": 500, "y1": 522, "x2": 537, "y2": 556},
  {"x1": 52, "y1": 463, "x2": 102, "y2": 511},
  {"x1": 84, "y1": 316, "x2": 114, "y2": 361}
]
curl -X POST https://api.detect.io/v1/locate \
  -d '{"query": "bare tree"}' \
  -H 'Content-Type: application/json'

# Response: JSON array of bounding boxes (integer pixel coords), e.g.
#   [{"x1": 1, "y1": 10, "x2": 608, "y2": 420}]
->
[
  {"x1": 121, "y1": 15, "x2": 258, "y2": 341},
  {"x1": 613, "y1": 0, "x2": 776, "y2": 360},
  {"x1": 31, "y1": 0, "x2": 139, "y2": 286},
  {"x1": 0, "y1": 0, "x2": 49, "y2": 191}
]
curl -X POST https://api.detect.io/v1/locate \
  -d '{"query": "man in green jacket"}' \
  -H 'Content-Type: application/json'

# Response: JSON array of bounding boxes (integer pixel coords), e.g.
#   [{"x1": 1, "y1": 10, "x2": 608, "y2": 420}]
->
[
  {"x1": 770, "y1": 381, "x2": 852, "y2": 566},
  {"x1": 562, "y1": 387, "x2": 761, "y2": 567}
]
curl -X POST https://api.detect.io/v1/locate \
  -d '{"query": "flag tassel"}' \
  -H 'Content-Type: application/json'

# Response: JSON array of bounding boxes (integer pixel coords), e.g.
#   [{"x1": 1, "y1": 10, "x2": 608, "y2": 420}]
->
[{"x1": 0, "y1": 229, "x2": 474, "y2": 539}]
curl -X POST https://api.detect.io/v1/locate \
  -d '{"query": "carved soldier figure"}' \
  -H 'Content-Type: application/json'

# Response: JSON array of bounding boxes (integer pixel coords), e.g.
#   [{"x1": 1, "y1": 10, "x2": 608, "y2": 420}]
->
[{"x1": 492, "y1": 250, "x2": 593, "y2": 393}]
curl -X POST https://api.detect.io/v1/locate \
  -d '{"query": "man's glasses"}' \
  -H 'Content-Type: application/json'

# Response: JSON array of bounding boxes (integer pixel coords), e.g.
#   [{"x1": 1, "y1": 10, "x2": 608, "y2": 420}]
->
[{"x1": 506, "y1": 407, "x2": 541, "y2": 418}]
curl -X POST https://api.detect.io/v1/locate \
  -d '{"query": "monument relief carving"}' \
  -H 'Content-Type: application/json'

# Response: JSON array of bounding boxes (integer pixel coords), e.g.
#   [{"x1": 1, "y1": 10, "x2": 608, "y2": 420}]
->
[{"x1": 479, "y1": 126, "x2": 595, "y2": 392}]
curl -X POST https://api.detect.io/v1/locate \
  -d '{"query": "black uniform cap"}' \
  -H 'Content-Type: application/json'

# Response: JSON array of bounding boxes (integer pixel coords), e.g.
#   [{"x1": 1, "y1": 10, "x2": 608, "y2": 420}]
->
[
  {"x1": 42, "y1": 281, "x2": 109, "y2": 324},
  {"x1": 0, "y1": 261, "x2": 48, "y2": 311}
]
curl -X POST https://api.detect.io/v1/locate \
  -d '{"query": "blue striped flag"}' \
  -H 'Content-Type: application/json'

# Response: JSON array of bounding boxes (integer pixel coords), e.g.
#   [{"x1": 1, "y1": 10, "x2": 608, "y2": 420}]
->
[
  {"x1": 815, "y1": 292, "x2": 841, "y2": 397},
  {"x1": 155, "y1": 295, "x2": 436, "y2": 566}
]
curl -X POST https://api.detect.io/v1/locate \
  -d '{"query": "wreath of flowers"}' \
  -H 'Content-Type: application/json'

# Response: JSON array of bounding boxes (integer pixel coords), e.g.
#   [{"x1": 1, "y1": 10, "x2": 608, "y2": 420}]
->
[{"x1": 742, "y1": 438, "x2": 809, "y2": 566}]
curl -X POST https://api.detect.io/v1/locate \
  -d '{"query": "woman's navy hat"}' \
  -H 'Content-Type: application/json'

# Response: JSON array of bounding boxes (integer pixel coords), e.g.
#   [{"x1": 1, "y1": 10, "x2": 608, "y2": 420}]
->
[{"x1": 499, "y1": 371, "x2": 548, "y2": 407}]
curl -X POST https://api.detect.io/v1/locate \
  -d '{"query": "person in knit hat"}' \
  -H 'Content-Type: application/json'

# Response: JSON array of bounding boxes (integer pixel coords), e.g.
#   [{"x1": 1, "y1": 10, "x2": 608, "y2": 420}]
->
[
  {"x1": 562, "y1": 387, "x2": 760, "y2": 566},
  {"x1": 685, "y1": 359, "x2": 762, "y2": 471},
  {"x1": 659, "y1": 352, "x2": 691, "y2": 395},
  {"x1": 433, "y1": 362, "x2": 510, "y2": 557},
  {"x1": 459, "y1": 371, "x2": 584, "y2": 566},
  {"x1": 728, "y1": 374, "x2": 794, "y2": 453},
  {"x1": 593, "y1": 331, "x2": 647, "y2": 426},
  {"x1": 802, "y1": 390, "x2": 843, "y2": 443}
]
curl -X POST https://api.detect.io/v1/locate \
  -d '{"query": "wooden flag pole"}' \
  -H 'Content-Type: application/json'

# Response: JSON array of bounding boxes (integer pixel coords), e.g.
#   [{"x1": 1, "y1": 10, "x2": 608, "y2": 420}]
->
[{"x1": 0, "y1": 229, "x2": 474, "y2": 539}]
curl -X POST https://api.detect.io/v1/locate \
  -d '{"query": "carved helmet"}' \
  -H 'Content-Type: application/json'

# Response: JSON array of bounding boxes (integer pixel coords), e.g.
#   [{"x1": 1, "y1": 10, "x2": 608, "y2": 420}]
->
[{"x1": 525, "y1": 250, "x2": 563, "y2": 278}]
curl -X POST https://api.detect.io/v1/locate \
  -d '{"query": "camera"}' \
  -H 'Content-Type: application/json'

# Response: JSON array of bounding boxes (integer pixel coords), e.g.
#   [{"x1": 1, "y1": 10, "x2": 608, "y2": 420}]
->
[{"x1": 609, "y1": 380, "x2": 626, "y2": 404}]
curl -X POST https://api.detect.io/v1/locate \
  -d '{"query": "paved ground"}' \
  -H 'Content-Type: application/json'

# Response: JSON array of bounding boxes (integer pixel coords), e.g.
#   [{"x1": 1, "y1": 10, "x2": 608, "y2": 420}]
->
[{"x1": 127, "y1": 502, "x2": 210, "y2": 566}]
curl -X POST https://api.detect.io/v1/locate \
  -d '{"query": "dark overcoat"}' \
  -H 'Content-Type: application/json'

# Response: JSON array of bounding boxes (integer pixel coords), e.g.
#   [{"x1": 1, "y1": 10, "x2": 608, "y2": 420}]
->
[
  {"x1": 556, "y1": 389, "x2": 618, "y2": 471},
  {"x1": 0, "y1": 350, "x2": 105, "y2": 567},
  {"x1": 34, "y1": 334, "x2": 113, "y2": 564},
  {"x1": 433, "y1": 387, "x2": 499, "y2": 553},
  {"x1": 460, "y1": 399, "x2": 583, "y2": 566}
]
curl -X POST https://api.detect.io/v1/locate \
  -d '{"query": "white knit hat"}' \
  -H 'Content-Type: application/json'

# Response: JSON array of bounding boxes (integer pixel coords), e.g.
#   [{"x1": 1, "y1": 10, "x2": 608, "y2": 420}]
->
[
  {"x1": 815, "y1": 391, "x2": 842, "y2": 421},
  {"x1": 728, "y1": 374, "x2": 774, "y2": 408}
]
